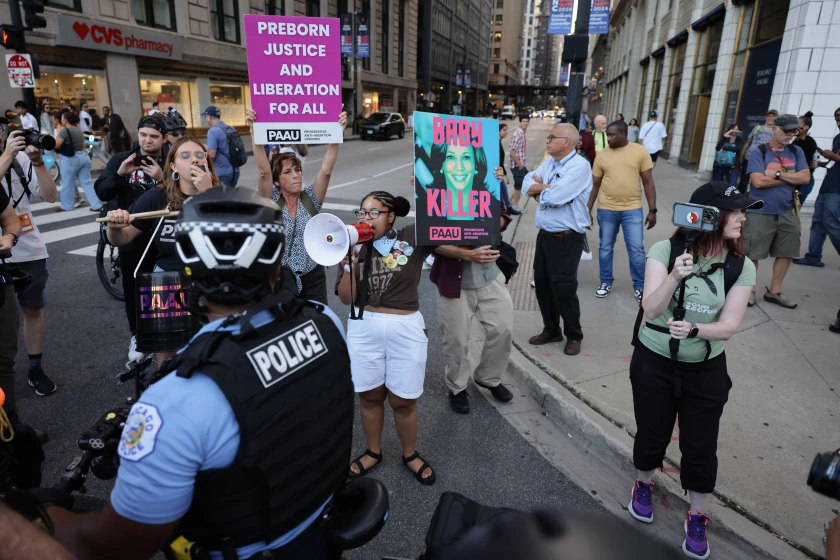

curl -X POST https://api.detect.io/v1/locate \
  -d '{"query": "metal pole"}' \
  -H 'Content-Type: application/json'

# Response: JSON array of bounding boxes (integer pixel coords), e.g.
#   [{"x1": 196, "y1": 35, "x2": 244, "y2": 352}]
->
[
  {"x1": 7, "y1": 0, "x2": 37, "y2": 114},
  {"x1": 353, "y1": 12, "x2": 359, "y2": 134}
]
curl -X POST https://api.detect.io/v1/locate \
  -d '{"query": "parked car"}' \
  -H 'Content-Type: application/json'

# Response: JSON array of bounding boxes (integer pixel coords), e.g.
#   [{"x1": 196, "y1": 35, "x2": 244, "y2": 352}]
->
[
  {"x1": 501, "y1": 105, "x2": 516, "y2": 119},
  {"x1": 359, "y1": 112, "x2": 406, "y2": 140}
]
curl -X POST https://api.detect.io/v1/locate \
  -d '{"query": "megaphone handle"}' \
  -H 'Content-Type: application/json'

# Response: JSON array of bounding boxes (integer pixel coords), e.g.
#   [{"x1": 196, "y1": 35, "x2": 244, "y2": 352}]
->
[
  {"x1": 352, "y1": 247, "x2": 375, "y2": 321},
  {"x1": 349, "y1": 247, "x2": 357, "y2": 321}
]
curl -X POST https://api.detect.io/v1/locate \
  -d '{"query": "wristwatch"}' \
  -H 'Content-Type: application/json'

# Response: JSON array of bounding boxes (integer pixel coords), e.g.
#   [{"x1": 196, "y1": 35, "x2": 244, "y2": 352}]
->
[
  {"x1": 648, "y1": 208, "x2": 657, "y2": 213},
  {"x1": 775, "y1": 170, "x2": 782, "y2": 179},
  {"x1": 688, "y1": 322, "x2": 699, "y2": 339}
]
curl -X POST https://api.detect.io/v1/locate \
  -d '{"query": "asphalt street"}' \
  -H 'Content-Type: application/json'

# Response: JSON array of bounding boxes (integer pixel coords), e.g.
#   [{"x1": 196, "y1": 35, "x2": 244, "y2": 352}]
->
[{"x1": 9, "y1": 124, "x2": 604, "y2": 558}]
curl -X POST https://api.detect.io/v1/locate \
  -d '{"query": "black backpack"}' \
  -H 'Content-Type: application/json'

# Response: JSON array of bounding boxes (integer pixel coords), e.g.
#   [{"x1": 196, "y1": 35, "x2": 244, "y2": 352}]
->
[{"x1": 221, "y1": 124, "x2": 248, "y2": 168}]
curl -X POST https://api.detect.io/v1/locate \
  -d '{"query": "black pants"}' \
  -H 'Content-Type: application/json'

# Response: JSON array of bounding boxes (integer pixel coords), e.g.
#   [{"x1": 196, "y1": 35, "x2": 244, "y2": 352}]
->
[
  {"x1": 630, "y1": 343, "x2": 732, "y2": 494},
  {"x1": 533, "y1": 231, "x2": 584, "y2": 340},
  {"x1": 120, "y1": 245, "x2": 155, "y2": 335},
  {"x1": 0, "y1": 285, "x2": 18, "y2": 421},
  {"x1": 298, "y1": 265, "x2": 328, "y2": 304}
]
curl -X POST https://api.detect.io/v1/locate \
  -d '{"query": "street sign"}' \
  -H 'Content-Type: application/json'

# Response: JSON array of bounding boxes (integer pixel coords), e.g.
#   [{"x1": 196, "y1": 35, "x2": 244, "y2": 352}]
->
[{"x1": 6, "y1": 53, "x2": 34, "y2": 88}]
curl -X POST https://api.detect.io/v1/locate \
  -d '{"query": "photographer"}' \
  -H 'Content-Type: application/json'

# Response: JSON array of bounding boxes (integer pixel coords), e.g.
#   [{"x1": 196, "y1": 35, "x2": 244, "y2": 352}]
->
[
  {"x1": 628, "y1": 182, "x2": 759, "y2": 559},
  {"x1": 94, "y1": 116, "x2": 167, "y2": 365},
  {"x1": 0, "y1": 128, "x2": 59, "y2": 396},
  {"x1": 0, "y1": 183, "x2": 22, "y2": 420}
]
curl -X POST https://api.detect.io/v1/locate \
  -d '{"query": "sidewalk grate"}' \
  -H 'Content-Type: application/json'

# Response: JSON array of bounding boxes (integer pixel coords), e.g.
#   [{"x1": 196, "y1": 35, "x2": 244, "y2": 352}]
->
[{"x1": 509, "y1": 242, "x2": 539, "y2": 312}]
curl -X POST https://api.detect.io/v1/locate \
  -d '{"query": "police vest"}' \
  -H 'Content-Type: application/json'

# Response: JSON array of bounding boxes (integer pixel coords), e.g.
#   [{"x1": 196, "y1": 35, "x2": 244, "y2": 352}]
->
[{"x1": 161, "y1": 293, "x2": 354, "y2": 552}]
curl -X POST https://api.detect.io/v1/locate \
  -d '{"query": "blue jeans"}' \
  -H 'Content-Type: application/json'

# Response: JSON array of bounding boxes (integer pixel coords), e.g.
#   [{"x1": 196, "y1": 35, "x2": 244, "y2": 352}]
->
[
  {"x1": 597, "y1": 208, "x2": 646, "y2": 291},
  {"x1": 806, "y1": 193, "x2": 840, "y2": 260},
  {"x1": 500, "y1": 179, "x2": 512, "y2": 209},
  {"x1": 59, "y1": 152, "x2": 101, "y2": 211},
  {"x1": 712, "y1": 165, "x2": 739, "y2": 187},
  {"x1": 798, "y1": 175, "x2": 816, "y2": 206},
  {"x1": 218, "y1": 167, "x2": 240, "y2": 188}
]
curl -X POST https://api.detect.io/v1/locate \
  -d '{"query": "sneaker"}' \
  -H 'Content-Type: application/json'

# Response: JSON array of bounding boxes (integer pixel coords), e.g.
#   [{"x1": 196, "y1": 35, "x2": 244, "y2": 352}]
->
[
  {"x1": 747, "y1": 292, "x2": 756, "y2": 307},
  {"x1": 595, "y1": 283, "x2": 612, "y2": 298},
  {"x1": 830, "y1": 318, "x2": 840, "y2": 333},
  {"x1": 511, "y1": 205, "x2": 527, "y2": 214},
  {"x1": 628, "y1": 480, "x2": 654, "y2": 523},
  {"x1": 449, "y1": 390, "x2": 470, "y2": 414},
  {"x1": 127, "y1": 335, "x2": 144, "y2": 364},
  {"x1": 508, "y1": 206, "x2": 522, "y2": 216},
  {"x1": 792, "y1": 256, "x2": 825, "y2": 267},
  {"x1": 423, "y1": 254, "x2": 435, "y2": 270},
  {"x1": 634, "y1": 289, "x2": 643, "y2": 303},
  {"x1": 28, "y1": 367, "x2": 57, "y2": 396},
  {"x1": 682, "y1": 511, "x2": 711, "y2": 559},
  {"x1": 530, "y1": 280, "x2": 535, "y2": 288},
  {"x1": 763, "y1": 287, "x2": 797, "y2": 309},
  {"x1": 580, "y1": 250, "x2": 593, "y2": 261}
]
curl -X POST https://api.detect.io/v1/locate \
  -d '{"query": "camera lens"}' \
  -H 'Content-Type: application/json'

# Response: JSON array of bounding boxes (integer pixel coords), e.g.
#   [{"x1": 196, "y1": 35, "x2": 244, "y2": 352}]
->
[
  {"x1": 22, "y1": 129, "x2": 56, "y2": 151},
  {"x1": 807, "y1": 452, "x2": 840, "y2": 500}
]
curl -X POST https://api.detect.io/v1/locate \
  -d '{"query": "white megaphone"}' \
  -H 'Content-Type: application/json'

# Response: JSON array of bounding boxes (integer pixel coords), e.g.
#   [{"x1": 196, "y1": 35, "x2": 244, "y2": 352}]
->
[{"x1": 303, "y1": 213, "x2": 376, "y2": 266}]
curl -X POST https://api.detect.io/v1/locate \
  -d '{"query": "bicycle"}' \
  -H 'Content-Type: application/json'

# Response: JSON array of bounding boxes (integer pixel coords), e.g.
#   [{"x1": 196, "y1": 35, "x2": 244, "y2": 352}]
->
[{"x1": 96, "y1": 225, "x2": 124, "y2": 301}]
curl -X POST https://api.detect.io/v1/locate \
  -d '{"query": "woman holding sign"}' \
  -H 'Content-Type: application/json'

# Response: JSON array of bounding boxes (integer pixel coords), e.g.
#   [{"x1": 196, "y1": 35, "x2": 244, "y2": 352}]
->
[{"x1": 246, "y1": 107, "x2": 347, "y2": 303}]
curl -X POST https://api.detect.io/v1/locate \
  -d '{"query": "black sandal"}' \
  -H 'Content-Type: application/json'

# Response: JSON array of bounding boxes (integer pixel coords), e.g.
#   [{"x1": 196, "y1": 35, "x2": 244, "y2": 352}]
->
[
  {"x1": 403, "y1": 452, "x2": 436, "y2": 486},
  {"x1": 348, "y1": 449, "x2": 382, "y2": 480}
]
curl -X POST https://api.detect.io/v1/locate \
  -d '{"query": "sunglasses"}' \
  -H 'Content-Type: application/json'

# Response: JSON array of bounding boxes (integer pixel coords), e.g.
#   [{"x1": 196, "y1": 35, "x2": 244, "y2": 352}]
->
[
  {"x1": 177, "y1": 151, "x2": 207, "y2": 160},
  {"x1": 169, "y1": 130, "x2": 187, "y2": 137}
]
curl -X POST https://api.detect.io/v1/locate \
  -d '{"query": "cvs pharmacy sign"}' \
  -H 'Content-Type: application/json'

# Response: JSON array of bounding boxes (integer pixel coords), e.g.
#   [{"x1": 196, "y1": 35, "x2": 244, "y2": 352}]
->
[{"x1": 54, "y1": 13, "x2": 182, "y2": 61}]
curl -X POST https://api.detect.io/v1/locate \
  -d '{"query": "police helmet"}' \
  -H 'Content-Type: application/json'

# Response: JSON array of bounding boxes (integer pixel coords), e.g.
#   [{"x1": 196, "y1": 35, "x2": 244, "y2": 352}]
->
[
  {"x1": 162, "y1": 111, "x2": 188, "y2": 132},
  {"x1": 174, "y1": 187, "x2": 285, "y2": 304}
]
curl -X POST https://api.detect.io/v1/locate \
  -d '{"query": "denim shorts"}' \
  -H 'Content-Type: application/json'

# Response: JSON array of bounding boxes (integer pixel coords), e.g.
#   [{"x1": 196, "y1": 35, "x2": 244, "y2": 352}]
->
[{"x1": 15, "y1": 258, "x2": 49, "y2": 309}]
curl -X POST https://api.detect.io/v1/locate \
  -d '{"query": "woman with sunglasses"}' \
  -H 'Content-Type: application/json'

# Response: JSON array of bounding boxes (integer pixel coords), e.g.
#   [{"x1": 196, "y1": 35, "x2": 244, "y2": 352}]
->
[{"x1": 336, "y1": 190, "x2": 437, "y2": 486}]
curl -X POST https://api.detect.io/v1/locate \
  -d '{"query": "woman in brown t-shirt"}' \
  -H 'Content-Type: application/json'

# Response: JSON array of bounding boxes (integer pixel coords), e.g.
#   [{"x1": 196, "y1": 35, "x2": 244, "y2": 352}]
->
[{"x1": 336, "y1": 191, "x2": 436, "y2": 486}]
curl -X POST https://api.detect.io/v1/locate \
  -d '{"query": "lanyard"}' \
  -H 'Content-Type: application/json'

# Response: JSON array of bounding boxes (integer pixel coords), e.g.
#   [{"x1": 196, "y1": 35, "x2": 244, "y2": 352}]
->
[{"x1": 766, "y1": 145, "x2": 788, "y2": 172}]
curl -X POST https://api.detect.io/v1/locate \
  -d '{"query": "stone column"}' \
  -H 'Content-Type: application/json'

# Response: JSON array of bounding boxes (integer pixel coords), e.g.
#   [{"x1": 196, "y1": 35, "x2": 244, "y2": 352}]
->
[{"x1": 105, "y1": 53, "x2": 142, "y2": 130}]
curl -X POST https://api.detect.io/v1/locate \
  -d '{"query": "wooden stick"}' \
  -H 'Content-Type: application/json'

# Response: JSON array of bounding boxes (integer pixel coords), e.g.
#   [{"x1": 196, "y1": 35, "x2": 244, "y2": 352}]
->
[{"x1": 95, "y1": 210, "x2": 179, "y2": 223}]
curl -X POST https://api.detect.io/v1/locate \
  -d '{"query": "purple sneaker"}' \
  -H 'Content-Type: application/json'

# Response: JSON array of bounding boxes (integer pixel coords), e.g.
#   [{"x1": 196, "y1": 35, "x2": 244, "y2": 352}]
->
[
  {"x1": 628, "y1": 480, "x2": 654, "y2": 523},
  {"x1": 682, "y1": 511, "x2": 711, "y2": 559}
]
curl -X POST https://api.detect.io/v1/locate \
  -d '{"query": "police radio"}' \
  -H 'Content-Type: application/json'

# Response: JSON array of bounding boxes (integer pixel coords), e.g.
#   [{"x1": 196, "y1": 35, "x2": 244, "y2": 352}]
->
[{"x1": 303, "y1": 213, "x2": 375, "y2": 266}]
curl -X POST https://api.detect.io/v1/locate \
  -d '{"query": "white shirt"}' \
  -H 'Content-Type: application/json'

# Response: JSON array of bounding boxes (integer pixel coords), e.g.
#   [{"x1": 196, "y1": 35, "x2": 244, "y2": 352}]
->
[
  {"x1": 639, "y1": 120, "x2": 667, "y2": 154},
  {"x1": 2, "y1": 152, "x2": 47, "y2": 263},
  {"x1": 19, "y1": 113, "x2": 38, "y2": 130},
  {"x1": 149, "y1": 109, "x2": 160, "y2": 115},
  {"x1": 79, "y1": 110, "x2": 92, "y2": 133}
]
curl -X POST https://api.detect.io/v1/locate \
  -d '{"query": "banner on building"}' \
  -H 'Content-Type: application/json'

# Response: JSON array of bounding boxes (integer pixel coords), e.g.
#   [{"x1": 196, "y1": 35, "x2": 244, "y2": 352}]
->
[
  {"x1": 548, "y1": 0, "x2": 574, "y2": 35},
  {"x1": 589, "y1": 0, "x2": 610, "y2": 34},
  {"x1": 560, "y1": 63, "x2": 570, "y2": 85},
  {"x1": 413, "y1": 113, "x2": 501, "y2": 246},
  {"x1": 356, "y1": 12, "x2": 370, "y2": 58},
  {"x1": 737, "y1": 40, "x2": 783, "y2": 134},
  {"x1": 245, "y1": 15, "x2": 344, "y2": 144},
  {"x1": 340, "y1": 13, "x2": 354, "y2": 57},
  {"x1": 464, "y1": 68, "x2": 471, "y2": 88},
  {"x1": 455, "y1": 64, "x2": 464, "y2": 87}
]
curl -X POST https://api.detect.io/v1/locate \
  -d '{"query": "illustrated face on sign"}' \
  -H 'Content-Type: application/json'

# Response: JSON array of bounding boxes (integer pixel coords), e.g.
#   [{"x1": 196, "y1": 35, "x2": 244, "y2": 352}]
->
[{"x1": 442, "y1": 145, "x2": 476, "y2": 192}]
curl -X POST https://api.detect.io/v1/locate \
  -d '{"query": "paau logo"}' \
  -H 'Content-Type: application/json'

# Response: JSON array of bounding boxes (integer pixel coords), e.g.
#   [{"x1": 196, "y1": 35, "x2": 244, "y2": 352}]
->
[
  {"x1": 267, "y1": 129, "x2": 302, "y2": 142},
  {"x1": 430, "y1": 226, "x2": 461, "y2": 241}
]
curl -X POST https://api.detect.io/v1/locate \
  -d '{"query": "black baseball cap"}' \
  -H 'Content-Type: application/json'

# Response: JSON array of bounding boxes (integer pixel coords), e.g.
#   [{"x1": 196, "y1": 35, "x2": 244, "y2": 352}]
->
[
  {"x1": 690, "y1": 181, "x2": 764, "y2": 210},
  {"x1": 650, "y1": 110, "x2": 658, "y2": 117}
]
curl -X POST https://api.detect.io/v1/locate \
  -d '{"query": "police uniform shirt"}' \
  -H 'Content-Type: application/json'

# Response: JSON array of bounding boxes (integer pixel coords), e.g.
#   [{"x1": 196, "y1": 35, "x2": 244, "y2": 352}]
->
[{"x1": 110, "y1": 305, "x2": 346, "y2": 559}]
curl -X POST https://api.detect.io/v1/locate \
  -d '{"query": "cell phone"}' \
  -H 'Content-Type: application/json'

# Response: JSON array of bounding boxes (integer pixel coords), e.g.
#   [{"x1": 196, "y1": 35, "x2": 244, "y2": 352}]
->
[
  {"x1": 672, "y1": 202, "x2": 719, "y2": 232},
  {"x1": 730, "y1": 131, "x2": 742, "y2": 138},
  {"x1": 133, "y1": 149, "x2": 154, "y2": 167},
  {"x1": 195, "y1": 164, "x2": 206, "y2": 172}
]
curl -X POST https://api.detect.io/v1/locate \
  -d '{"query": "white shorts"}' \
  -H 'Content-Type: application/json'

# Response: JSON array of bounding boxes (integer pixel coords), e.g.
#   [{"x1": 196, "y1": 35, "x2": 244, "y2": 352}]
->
[{"x1": 347, "y1": 310, "x2": 428, "y2": 399}]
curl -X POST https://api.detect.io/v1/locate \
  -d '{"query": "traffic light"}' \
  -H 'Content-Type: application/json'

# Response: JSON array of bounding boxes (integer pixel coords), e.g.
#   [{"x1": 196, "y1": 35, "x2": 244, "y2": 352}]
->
[
  {"x1": 0, "y1": 24, "x2": 25, "y2": 50},
  {"x1": 22, "y1": 0, "x2": 46, "y2": 29}
]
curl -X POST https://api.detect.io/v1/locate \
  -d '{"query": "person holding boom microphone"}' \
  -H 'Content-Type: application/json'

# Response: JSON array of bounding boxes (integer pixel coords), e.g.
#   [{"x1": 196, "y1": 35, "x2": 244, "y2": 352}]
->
[{"x1": 628, "y1": 181, "x2": 760, "y2": 559}]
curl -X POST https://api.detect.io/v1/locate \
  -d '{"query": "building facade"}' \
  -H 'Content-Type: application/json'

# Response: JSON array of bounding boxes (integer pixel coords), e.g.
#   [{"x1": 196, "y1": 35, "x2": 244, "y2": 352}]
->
[
  {"x1": 598, "y1": 0, "x2": 837, "y2": 199},
  {"x1": 0, "y1": 0, "x2": 418, "y2": 135},
  {"x1": 519, "y1": 0, "x2": 542, "y2": 84},
  {"x1": 488, "y1": 0, "x2": 524, "y2": 111}
]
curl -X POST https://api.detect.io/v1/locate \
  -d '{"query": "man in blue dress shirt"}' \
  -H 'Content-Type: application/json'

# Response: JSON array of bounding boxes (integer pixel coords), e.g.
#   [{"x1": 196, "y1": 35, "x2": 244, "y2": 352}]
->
[{"x1": 522, "y1": 123, "x2": 593, "y2": 355}]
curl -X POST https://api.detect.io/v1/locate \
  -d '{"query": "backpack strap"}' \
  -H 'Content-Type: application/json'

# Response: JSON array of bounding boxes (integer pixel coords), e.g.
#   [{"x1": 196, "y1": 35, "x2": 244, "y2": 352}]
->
[
  {"x1": 632, "y1": 237, "x2": 684, "y2": 346},
  {"x1": 274, "y1": 190, "x2": 318, "y2": 217}
]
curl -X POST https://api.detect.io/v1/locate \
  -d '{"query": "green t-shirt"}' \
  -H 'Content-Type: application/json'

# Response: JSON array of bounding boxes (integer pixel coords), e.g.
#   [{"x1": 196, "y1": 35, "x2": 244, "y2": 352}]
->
[{"x1": 638, "y1": 239, "x2": 756, "y2": 362}]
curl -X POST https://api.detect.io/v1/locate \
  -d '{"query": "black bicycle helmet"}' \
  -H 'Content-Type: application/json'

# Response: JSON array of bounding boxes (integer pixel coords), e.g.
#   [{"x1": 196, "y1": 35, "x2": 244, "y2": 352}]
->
[
  {"x1": 174, "y1": 187, "x2": 285, "y2": 304},
  {"x1": 162, "y1": 111, "x2": 188, "y2": 132}
]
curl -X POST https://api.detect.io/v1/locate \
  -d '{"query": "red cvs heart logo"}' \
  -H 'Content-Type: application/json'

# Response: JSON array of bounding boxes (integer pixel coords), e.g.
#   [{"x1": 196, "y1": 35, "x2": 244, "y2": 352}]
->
[{"x1": 72, "y1": 21, "x2": 90, "y2": 40}]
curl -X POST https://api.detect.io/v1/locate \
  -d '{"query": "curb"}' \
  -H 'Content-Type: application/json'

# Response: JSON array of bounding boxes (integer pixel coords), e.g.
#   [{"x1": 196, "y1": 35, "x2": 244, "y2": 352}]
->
[{"x1": 503, "y1": 344, "x2": 813, "y2": 560}]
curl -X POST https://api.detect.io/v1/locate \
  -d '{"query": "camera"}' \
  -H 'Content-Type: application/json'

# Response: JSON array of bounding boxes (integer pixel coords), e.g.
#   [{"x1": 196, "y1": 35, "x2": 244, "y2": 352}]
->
[
  {"x1": 21, "y1": 129, "x2": 56, "y2": 151},
  {"x1": 672, "y1": 202, "x2": 720, "y2": 232},
  {"x1": 808, "y1": 451, "x2": 840, "y2": 500}
]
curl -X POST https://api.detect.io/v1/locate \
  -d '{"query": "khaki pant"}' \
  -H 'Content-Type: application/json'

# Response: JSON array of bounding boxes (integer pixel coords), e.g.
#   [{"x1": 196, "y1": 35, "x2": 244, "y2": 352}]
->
[{"x1": 437, "y1": 274, "x2": 513, "y2": 394}]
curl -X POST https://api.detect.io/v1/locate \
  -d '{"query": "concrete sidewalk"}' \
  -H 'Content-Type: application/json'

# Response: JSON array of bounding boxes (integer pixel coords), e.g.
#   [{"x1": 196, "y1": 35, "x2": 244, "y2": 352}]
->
[{"x1": 502, "y1": 158, "x2": 839, "y2": 557}]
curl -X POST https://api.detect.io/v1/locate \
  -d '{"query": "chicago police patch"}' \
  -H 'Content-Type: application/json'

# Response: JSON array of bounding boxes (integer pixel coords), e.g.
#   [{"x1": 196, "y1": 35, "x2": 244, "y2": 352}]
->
[{"x1": 118, "y1": 402, "x2": 163, "y2": 462}]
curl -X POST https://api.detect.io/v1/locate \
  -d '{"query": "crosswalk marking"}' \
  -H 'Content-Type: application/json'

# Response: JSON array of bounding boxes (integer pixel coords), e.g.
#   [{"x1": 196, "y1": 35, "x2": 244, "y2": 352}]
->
[
  {"x1": 67, "y1": 243, "x2": 99, "y2": 257},
  {"x1": 40, "y1": 223, "x2": 100, "y2": 244},
  {"x1": 32, "y1": 208, "x2": 95, "y2": 226}
]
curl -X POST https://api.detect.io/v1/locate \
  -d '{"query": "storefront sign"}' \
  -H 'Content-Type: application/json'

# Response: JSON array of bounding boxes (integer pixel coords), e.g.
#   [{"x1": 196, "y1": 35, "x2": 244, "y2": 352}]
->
[
  {"x1": 548, "y1": 0, "x2": 574, "y2": 35},
  {"x1": 589, "y1": 0, "x2": 610, "y2": 34},
  {"x1": 53, "y1": 13, "x2": 182, "y2": 60},
  {"x1": 455, "y1": 64, "x2": 464, "y2": 87},
  {"x1": 245, "y1": 15, "x2": 343, "y2": 145},
  {"x1": 340, "y1": 13, "x2": 354, "y2": 57},
  {"x1": 356, "y1": 13, "x2": 370, "y2": 58},
  {"x1": 464, "y1": 68, "x2": 471, "y2": 88},
  {"x1": 6, "y1": 54, "x2": 34, "y2": 88},
  {"x1": 413, "y1": 112, "x2": 501, "y2": 246},
  {"x1": 737, "y1": 40, "x2": 782, "y2": 134}
]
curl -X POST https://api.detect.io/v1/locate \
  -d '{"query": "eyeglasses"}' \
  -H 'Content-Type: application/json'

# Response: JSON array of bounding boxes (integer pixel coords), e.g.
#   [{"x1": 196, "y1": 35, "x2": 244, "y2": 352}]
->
[
  {"x1": 169, "y1": 131, "x2": 187, "y2": 138},
  {"x1": 177, "y1": 151, "x2": 207, "y2": 160},
  {"x1": 546, "y1": 135, "x2": 568, "y2": 142},
  {"x1": 354, "y1": 209, "x2": 387, "y2": 219}
]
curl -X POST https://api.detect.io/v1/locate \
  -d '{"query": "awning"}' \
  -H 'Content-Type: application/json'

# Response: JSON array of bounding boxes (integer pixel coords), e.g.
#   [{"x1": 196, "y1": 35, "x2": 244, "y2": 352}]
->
[
  {"x1": 691, "y1": 3, "x2": 725, "y2": 31},
  {"x1": 651, "y1": 45, "x2": 666, "y2": 58},
  {"x1": 667, "y1": 29, "x2": 689, "y2": 48},
  {"x1": 639, "y1": 56, "x2": 650, "y2": 66}
]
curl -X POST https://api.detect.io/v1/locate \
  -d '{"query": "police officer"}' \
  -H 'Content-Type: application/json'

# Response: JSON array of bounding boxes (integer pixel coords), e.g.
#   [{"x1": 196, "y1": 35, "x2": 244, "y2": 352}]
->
[
  {"x1": 161, "y1": 110, "x2": 188, "y2": 146},
  {"x1": 46, "y1": 187, "x2": 355, "y2": 560}
]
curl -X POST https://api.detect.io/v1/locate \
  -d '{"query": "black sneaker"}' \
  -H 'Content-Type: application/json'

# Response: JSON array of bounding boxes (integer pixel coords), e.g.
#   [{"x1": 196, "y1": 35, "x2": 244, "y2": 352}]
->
[
  {"x1": 449, "y1": 390, "x2": 470, "y2": 414},
  {"x1": 28, "y1": 367, "x2": 57, "y2": 396},
  {"x1": 474, "y1": 380, "x2": 514, "y2": 402}
]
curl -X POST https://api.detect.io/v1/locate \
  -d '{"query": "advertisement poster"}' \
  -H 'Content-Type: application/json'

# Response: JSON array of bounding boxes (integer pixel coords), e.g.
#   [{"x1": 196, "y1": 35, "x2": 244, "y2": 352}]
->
[
  {"x1": 245, "y1": 15, "x2": 343, "y2": 144},
  {"x1": 589, "y1": 0, "x2": 610, "y2": 34},
  {"x1": 464, "y1": 68, "x2": 471, "y2": 88},
  {"x1": 548, "y1": 0, "x2": 574, "y2": 35},
  {"x1": 737, "y1": 39, "x2": 782, "y2": 134},
  {"x1": 340, "y1": 13, "x2": 353, "y2": 57},
  {"x1": 413, "y1": 113, "x2": 501, "y2": 246},
  {"x1": 356, "y1": 12, "x2": 370, "y2": 58},
  {"x1": 455, "y1": 64, "x2": 464, "y2": 87}
]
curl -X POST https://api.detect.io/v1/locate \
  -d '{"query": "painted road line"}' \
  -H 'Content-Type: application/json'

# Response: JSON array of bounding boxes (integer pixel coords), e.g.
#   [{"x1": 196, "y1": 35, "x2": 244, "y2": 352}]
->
[
  {"x1": 40, "y1": 222, "x2": 99, "y2": 244},
  {"x1": 29, "y1": 202, "x2": 57, "y2": 212},
  {"x1": 67, "y1": 243, "x2": 99, "y2": 257},
  {"x1": 30, "y1": 208, "x2": 94, "y2": 226},
  {"x1": 330, "y1": 162, "x2": 413, "y2": 191}
]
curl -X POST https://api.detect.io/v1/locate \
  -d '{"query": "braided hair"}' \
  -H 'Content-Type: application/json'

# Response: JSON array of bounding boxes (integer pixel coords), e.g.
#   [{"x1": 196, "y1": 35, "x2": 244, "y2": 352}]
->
[{"x1": 361, "y1": 190, "x2": 411, "y2": 224}]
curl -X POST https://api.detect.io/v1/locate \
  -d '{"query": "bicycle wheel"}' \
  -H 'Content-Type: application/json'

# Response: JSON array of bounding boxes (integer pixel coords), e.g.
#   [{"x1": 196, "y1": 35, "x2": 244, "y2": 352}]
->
[{"x1": 96, "y1": 236, "x2": 125, "y2": 301}]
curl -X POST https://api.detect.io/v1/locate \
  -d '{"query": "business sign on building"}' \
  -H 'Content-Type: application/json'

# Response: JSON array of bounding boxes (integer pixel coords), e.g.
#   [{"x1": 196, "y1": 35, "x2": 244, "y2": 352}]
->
[
  {"x1": 245, "y1": 15, "x2": 344, "y2": 144},
  {"x1": 53, "y1": 13, "x2": 182, "y2": 60},
  {"x1": 6, "y1": 54, "x2": 34, "y2": 88},
  {"x1": 589, "y1": 0, "x2": 610, "y2": 34},
  {"x1": 548, "y1": 0, "x2": 574, "y2": 35},
  {"x1": 356, "y1": 13, "x2": 370, "y2": 58}
]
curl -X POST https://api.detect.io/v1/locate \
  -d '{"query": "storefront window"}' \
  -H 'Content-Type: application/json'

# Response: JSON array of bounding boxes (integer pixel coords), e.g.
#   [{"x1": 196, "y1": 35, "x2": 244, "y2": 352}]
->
[
  {"x1": 133, "y1": 0, "x2": 177, "y2": 31},
  {"x1": 140, "y1": 76, "x2": 194, "y2": 126},
  {"x1": 208, "y1": 82, "x2": 249, "y2": 127},
  {"x1": 753, "y1": 0, "x2": 787, "y2": 45},
  {"x1": 35, "y1": 68, "x2": 110, "y2": 117},
  {"x1": 637, "y1": 63, "x2": 649, "y2": 122},
  {"x1": 649, "y1": 56, "x2": 664, "y2": 115},
  {"x1": 362, "y1": 91, "x2": 380, "y2": 116},
  {"x1": 662, "y1": 42, "x2": 686, "y2": 153}
]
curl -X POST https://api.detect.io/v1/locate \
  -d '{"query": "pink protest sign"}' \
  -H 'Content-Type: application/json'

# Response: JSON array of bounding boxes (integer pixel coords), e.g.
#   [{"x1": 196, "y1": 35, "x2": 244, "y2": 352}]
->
[{"x1": 245, "y1": 15, "x2": 343, "y2": 144}]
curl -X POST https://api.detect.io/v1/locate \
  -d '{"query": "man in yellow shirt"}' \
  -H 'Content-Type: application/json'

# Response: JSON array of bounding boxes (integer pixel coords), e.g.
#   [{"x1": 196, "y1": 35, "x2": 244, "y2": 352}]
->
[
  {"x1": 587, "y1": 120, "x2": 658, "y2": 302},
  {"x1": 593, "y1": 115, "x2": 608, "y2": 153}
]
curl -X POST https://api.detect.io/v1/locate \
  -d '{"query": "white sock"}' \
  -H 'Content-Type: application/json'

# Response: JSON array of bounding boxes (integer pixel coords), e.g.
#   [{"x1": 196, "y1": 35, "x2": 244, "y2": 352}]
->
[
  {"x1": 636, "y1": 469, "x2": 655, "y2": 484},
  {"x1": 689, "y1": 491, "x2": 709, "y2": 515}
]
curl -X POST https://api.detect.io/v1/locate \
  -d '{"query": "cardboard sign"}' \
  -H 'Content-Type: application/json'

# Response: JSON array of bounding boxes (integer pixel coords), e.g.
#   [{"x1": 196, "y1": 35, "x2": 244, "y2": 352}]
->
[
  {"x1": 6, "y1": 54, "x2": 34, "y2": 88},
  {"x1": 413, "y1": 113, "x2": 501, "y2": 246},
  {"x1": 245, "y1": 15, "x2": 343, "y2": 145}
]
